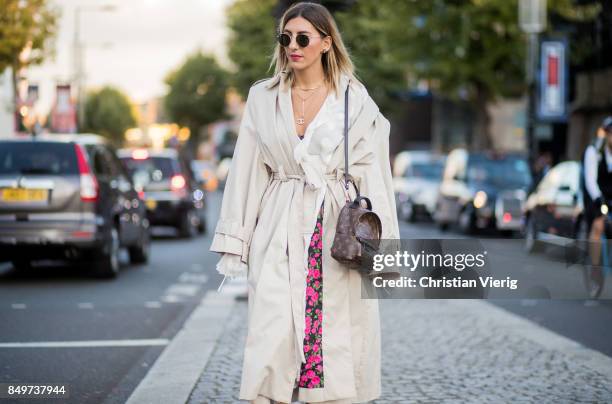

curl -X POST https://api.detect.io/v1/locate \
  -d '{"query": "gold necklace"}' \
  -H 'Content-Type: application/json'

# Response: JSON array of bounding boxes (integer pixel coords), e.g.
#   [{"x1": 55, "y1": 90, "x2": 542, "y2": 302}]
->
[
  {"x1": 295, "y1": 82, "x2": 324, "y2": 91},
  {"x1": 293, "y1": 83, "x2": 325, "y2": 126}
]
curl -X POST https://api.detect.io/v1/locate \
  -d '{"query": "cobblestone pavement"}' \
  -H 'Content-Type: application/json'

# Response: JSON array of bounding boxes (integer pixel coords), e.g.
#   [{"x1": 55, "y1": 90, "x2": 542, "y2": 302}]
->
[{"x1": 187, "y1": 299, "x2": 612, "y2": 404}]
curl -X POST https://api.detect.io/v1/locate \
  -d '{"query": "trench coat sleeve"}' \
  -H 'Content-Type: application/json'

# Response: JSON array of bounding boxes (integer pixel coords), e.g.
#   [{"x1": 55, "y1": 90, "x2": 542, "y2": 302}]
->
[
  {"x1": 356, "y1": 113, "x2": 401, "y2": 241},
  {"x1": 209, "y1": 86, "x2": 270, "y2": 267}
]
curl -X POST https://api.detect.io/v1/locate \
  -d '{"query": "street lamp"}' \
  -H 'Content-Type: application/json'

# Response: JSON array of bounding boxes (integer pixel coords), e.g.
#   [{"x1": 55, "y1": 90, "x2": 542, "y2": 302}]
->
[
  {"x1": 73, "y1": 4, "x2": 117, "y2": 132},
  {"x1": 519, "y1": 0, "x2": 546, "y2": 172}
]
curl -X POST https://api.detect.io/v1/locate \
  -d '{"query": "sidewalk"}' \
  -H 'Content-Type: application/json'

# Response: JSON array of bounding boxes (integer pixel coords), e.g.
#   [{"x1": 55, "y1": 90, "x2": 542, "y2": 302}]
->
[
  {"x1": 187, "y1": 298, "x2": 612, "y2": 403},
  {"x1": 127, "y1": 289, "x2": 612, "y2": 403}
]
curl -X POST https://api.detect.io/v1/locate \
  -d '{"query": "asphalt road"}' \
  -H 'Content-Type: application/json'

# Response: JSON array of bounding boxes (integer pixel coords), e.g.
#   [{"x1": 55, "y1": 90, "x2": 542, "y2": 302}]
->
[
  {"x1": 0, "y1": 191, "x2": 610, "y2": 404},
  {"x1": 0, "y1": 195, "x2": 225, "y2": 404}
]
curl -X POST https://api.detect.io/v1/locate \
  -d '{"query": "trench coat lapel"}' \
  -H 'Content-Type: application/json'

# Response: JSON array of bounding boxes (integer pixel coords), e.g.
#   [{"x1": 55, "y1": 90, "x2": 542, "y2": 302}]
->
[
  {"x1": 325, "y1": 94, "x2": 379, "y2": 173},
  {"x1": 277, "y1": 76, "x2": 300, "y2": 149}
]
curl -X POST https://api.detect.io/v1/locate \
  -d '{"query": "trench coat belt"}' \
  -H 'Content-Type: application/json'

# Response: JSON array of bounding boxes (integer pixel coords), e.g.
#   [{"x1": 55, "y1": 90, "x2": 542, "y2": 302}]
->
[{"x1": 271, "y1": 171, "x2": 344, "y2": 182}]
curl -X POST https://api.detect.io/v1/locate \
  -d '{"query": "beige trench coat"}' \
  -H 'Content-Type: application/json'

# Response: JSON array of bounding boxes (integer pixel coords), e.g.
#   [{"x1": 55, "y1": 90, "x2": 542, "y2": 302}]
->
[{"x1": 210, "y1": 72, "x2": 400, "y2": 403}]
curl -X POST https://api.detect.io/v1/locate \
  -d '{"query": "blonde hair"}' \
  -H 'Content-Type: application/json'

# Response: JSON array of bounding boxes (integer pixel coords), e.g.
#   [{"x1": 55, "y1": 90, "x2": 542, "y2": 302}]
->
[{"x1": 266, "y1": 2, "x2": 359, "y2": 98}]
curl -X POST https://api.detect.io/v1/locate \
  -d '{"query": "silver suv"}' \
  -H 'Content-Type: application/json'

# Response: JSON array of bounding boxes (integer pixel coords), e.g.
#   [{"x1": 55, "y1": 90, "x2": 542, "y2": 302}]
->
[{"x1": 0, "y1": 134, "x2": 151, "y2": 278}]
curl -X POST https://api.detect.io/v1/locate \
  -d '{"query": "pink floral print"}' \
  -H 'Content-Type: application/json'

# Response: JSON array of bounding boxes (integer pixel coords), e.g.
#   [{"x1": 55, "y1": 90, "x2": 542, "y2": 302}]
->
[{"x1": 299, "y1": 201, "x2": 324, "y2": 389}]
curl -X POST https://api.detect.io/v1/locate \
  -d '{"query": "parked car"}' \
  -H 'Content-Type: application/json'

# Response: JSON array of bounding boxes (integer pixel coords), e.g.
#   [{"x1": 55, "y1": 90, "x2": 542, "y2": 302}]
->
[
  {"x1": 434, "y1": 149, "x2": 532, "y2": 234},
  {"x1": 0, "y1": 134, "x2": 151, "y2": 278},
  {"x1": 118, "y1": 148, "x2": 206, "y2": 237},
  {"x1": 523, "y1": 161, "x2": 586, "y2": 253},
  {"x1": 393, "y1": 152, "x2": 445, "y2": 222},
  {"x1": 392, "y1": 150, "x2": 434, "y2": 178}
]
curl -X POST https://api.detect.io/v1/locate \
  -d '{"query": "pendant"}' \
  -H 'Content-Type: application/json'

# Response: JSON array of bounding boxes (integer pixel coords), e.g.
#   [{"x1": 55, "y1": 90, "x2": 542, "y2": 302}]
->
[{"x1": 296, "y1": 118, "x2": 305, "y2": 125}]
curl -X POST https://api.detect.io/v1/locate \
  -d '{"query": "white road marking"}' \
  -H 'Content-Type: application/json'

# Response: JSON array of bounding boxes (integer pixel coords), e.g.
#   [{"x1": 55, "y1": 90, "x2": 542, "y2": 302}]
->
[
  {"x1": 0, "y1": 339, "x2": 170, "y2": 348},
  {"x1": 178, "y1": 272, "x2": 208, "y2": 284},
  {"x1": 11, "y1": 303, "x2": 26, "y2": 309},
  {"x1": 584, "y1": 300, "x2": 600, "y2": 307},
  {"x1": 165, "y1": 284, "x2": 200, "y2": 297},
  {"x1": 145, "y1": 301, "x2": 162, "y2": 308},
  {"x1": 161, "y1": 295, "x2": 182, "y2": 303},
  {"x1": 77, "y1": 302, "x2": 94, "y2": 309}
]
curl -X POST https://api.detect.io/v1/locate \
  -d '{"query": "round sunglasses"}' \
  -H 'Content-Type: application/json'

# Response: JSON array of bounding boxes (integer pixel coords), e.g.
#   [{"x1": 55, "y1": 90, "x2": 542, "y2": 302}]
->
[{"x1": 277, "y1": 32, "x2": 325, "y2": 48}]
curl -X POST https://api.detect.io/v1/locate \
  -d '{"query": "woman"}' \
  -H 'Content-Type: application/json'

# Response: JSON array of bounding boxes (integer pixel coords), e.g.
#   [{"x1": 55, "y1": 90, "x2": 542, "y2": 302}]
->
[{"x1": 210, "y1": 3, "x2": 399, "y2": 403}]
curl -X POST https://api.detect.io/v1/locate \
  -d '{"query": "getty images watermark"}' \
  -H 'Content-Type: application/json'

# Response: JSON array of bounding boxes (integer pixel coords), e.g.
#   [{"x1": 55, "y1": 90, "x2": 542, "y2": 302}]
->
[
  {"x1": 371, "y1": 249, "x2": 517, "y2": 290},
  {"x1": 359, "y1": 239, "x2": 609, "y2": 299}
]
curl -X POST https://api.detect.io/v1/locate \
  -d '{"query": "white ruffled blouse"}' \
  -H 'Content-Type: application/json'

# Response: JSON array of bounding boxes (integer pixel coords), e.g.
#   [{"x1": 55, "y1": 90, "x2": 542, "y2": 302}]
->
[{"x1": 216, "y1": 81, "x2": 368, "y2": 292}]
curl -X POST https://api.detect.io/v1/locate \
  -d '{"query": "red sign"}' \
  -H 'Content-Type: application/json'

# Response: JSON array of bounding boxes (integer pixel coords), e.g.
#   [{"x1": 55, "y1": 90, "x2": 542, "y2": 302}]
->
[
  {"x1": 50, "y1": 84, "x2": 76, "y2": 133},
  {"x1": 547, "y1": 55, "x2": 558, "y2": 86}
]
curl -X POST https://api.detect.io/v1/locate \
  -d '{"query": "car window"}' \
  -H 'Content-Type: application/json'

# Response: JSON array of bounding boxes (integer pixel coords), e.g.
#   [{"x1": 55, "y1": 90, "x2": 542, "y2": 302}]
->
[
  {"x1": 119, "y1": 156, "x2": 178, "y2": 187},
  {"x1": 0, "y1": 142, "x2": 79, "y2": 175},
  {"x1": 405, "y1": 162, "x2": 444, "y2": 180},
  {"x1": 467, "y1": 155, "x2": 532, "y2": 188}
]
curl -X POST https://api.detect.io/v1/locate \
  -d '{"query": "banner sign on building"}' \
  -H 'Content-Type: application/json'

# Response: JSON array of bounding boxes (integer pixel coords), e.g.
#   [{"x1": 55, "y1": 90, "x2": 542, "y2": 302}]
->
[
  {"x1": 537, "y1": 39, "x2": 568, "y2": 122},
  {"x1": 51, "y1": 84, "x2": 77, "y2": 133}
]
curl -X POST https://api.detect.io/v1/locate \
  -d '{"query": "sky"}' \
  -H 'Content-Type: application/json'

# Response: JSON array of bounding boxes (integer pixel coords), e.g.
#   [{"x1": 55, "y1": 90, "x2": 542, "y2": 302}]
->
[{"x1": 27, "y1": 0, "x2": 236, "y2": 115}]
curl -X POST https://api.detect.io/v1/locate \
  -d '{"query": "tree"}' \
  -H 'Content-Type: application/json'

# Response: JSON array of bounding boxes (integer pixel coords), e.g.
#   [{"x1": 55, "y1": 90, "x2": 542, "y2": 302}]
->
[
  {"x1": 334, "y1": 0, "x2": 407, "y2": 120},
  {"x1": 225, "y1": 0, "x2": 598, "y2": 149},
  {"x1": 0, "y1": 0, "x2": 58, "y2": 109},
  {"x1": 83, "y1": 86, "x2": 136, "y2": 146},
  {"x1": 0, "y1": 0, "x2": 58, "y2": 74},
  {"x1": 164, "y1": 52, "x2": 229, "y2": 146},
  {"x1": 226, "y1": 0, "x2": 277, "y2": 98},
  {"x1": 375, "y1": 0, "x2": 600, "y2": 149}
]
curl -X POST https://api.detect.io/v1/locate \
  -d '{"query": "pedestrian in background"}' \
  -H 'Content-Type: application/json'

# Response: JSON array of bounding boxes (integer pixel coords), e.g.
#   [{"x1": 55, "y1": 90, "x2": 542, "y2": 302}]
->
[{"x1": 210, "y1": 2, "x2": 399, "y2": 403}]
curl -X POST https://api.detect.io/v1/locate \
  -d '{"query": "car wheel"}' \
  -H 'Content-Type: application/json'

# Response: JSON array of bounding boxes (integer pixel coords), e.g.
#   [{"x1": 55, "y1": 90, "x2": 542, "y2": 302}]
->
[
  {"x1": 178, "y1": 210, "x2": 198, "y2": 239},
  {"x1": 94, "y1": 226, "x2": 120, "y2": 278},
  {"x1": 129, "y1": 226, "x2": 151, "y2": 264},
  {"x1": 524, "y1": 215, "x2": 543, "y2": 254}
]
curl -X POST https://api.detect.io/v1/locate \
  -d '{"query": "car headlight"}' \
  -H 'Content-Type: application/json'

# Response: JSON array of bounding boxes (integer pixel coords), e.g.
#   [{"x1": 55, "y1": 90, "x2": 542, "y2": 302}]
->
[
  {"x1": 473, "y1": 191, "x2": 487, "y2": 209},
  {"x1": 602, "y1": 204, "x2": 609, "y2": 215}
]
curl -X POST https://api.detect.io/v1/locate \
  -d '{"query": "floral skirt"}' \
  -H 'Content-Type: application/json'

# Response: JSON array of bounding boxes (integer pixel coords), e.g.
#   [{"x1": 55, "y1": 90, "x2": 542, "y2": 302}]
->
[{"x1": 298, "y1": 201, "x2": 324, "y2": 389}]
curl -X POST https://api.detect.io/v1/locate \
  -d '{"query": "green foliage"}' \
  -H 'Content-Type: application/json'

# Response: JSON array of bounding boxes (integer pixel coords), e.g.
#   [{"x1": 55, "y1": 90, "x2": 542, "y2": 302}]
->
[
  {"x1": 224, "y1": 0, "x2": 600, "y2": 147},
  {"x1": 226, "y1": 0, "x2": 277, "y2": 97},
  {"x1": 164, "y1": 52, "x2": 229, "y2": 141},
  {"x1": 334, "y1": 0, "x2": 407, "y2": 118},
  {"x1": 391, "y1": 0, "x2": 526, "y2": 103},
  {"x1": 83, "y1": 86, "x2": 136, "y2": 146},
  {"x1": 0, "y1": 0, "x2": 59, "y2": 74}
]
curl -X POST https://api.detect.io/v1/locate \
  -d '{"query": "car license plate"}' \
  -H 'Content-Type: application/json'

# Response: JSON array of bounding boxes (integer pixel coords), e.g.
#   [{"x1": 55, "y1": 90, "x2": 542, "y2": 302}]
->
[
  {"x1": 0, "y1": 188, "x2": 48, "y2": 202},
  {"x1": 146, "y1": 199, "x2": 157, "y2": 210}
]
